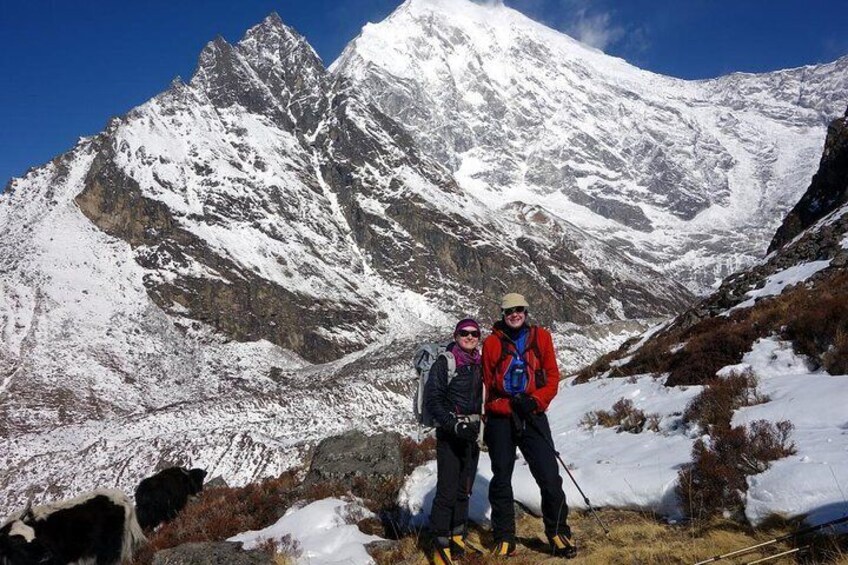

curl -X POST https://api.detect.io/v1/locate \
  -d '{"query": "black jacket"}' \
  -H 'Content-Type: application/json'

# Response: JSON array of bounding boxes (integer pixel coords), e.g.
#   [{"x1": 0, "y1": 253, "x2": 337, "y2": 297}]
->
[{"x1": 424, "y1": 344, "x2": 483, "y2": 431}]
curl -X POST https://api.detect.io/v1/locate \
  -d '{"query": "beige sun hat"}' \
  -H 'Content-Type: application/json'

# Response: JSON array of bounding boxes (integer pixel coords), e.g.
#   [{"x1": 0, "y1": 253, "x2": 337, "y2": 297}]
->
[{"x1": 500, "y1": 292, "x2": 529, "y2": 310}]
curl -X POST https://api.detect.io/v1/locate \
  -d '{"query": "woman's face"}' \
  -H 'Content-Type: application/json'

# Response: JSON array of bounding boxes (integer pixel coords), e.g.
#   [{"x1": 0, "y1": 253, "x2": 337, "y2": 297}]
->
[{"x1": 455, "y1": 327, "x2": 481, "y2": 352}]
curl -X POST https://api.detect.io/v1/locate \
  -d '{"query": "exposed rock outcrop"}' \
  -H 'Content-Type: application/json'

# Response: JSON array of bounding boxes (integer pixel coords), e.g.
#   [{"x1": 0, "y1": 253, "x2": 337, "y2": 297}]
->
[
  {"x1": 306, "y1": 430, "x2": 404, "y2": 487},
  {"x1": 769, "y1": 106, "x2": 848, "y2": 253},
  {"x1": 152, "y1": 542, "x2": 273, "y2": 565}
]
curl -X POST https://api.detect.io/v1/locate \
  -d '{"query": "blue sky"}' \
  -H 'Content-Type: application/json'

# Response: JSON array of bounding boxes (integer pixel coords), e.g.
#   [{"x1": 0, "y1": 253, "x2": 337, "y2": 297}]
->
[{"x1": 2, "y1": 0, "x2": 847, "y2": 189}]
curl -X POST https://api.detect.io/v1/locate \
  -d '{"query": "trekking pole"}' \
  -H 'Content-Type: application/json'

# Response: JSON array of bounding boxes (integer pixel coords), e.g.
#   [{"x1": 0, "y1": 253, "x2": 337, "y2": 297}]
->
[
  {"x1": 525, "y1": 416, "x2": 610, "y2": 537},
  {"x1": 744, "y1": 546, "x2": 805, "y2": 565},
  {"x1": 692, "y1": 514, "x2": 848, "y2": 565}
]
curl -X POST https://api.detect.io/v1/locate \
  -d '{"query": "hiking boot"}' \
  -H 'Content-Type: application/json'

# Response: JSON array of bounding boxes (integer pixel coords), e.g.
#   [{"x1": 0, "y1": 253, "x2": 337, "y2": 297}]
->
[
  {"x1": 432, "y1": 537, "x2": 454, "y2": 565},
  {"x1": 547, "y1": 533, "x2": 577, "y2": 558},
  {"x1": 491, "y1": 539, "x2": 516, "y2": 556},
  {"x1": 449, "y1": 534, "x2": 467, "y2": 558}
]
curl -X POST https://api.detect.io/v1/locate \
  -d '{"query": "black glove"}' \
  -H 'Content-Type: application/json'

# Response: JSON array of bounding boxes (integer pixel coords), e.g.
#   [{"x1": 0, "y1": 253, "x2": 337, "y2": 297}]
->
[
  {"x1": 510, "y1": 393, "x2": 538, "y2": 419},
  {"x1": 454, "y1": 421, "x2": 478, "y2": 442}
]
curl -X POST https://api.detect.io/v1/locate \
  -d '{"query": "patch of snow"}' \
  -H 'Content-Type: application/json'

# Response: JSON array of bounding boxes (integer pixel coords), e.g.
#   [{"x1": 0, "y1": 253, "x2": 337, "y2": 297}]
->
[
  {"x1": 229, "y1": 497, "x2": 382, "y2": 565},
  {"x1": 729, "y1": 260, "x2": 832, "y2": 311}
]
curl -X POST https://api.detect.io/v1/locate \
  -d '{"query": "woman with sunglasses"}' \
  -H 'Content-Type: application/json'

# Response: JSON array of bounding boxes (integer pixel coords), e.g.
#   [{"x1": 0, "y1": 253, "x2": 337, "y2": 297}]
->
[{"x1": 425, "y1": 318, "x2": 484, "y2": 565}]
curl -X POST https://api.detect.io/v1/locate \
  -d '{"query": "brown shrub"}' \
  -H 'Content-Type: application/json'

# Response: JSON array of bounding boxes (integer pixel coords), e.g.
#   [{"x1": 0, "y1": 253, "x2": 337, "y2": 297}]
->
[
  {"x1": 665, "y1": 319, "x2": 760, "y2": 387},
  {"x1": 781, "y1": 277, "x2": 848, "y2": 373},
  {"x1": 131, "y1": 471, "x2": 301, "y2": 564},
  {"x1": 742, "y1": 420, "x2": 796, "y2": 474},
  {"x1": 581, "y1": 398, "x2": 659, "y2": 434},
  {"x1": 585, "y1": 271, "x2": 848, "y2": 385},
  {"x1": 678, "y1": 420, "x2": 796, "y2": 521},
  {"x1": 683, "y1": 369, "x2": 769, "y2": 434},
  {"x1": 399, "y1": 436, "x2": 436, "y2": 475},
  {"x1": 823, "y1": 328, "x2": 848, "y2": 374}
]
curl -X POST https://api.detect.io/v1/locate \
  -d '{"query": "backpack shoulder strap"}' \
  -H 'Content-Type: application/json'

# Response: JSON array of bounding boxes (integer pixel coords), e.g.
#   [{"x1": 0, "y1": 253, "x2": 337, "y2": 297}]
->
[
  {"x1": 441, "y1": 350, "x2": 457, "y2": 384},
  {"x1": 497, "y1": 334, "x2": 513, "y2": 365}
]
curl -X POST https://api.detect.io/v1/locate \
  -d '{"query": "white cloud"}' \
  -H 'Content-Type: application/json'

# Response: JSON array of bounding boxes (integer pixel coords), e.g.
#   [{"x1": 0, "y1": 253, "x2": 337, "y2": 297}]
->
[
  {"x1": 569, "y1": 10, "x2": 624, "y2": 50},
  {"x1": 552, "y1": 0, "x2": 623, "y2": 51},
  {"x1": 564, "y1": 1, "x2": 624, "y2": 50}
]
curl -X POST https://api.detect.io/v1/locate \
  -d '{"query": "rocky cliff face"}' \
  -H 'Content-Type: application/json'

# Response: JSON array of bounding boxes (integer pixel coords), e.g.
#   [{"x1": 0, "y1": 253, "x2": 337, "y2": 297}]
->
[
  {"x1": 332, "y1": 0, "x2": 848, "y2": 293},
  {"x1": 769, "y1": 107, "x2": 848, "y2": 253},
  {"x1": 686, "y1": 106, "x2": 848, "y2": 322}
]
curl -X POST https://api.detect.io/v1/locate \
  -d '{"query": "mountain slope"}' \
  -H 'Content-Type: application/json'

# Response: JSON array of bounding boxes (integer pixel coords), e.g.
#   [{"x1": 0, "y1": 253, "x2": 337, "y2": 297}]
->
[
  {"x1": 579, "y1": 104, "x2": 848, "y2": 385},
  {"x1": 332, "y1": 0, "x2": 848, "y2": 293},
  {"x1": 0, "y1": 14, "x2": 689, "y2": 514}
]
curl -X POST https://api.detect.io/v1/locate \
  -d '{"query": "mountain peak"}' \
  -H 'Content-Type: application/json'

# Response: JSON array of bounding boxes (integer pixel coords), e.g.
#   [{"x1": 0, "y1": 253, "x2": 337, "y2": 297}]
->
[
  {"x1": 403, "y1": 0, "x2": 506, "y2": 10},
  {"x1": 238, "y1": 13, "x2": 324, "y2": 71}
]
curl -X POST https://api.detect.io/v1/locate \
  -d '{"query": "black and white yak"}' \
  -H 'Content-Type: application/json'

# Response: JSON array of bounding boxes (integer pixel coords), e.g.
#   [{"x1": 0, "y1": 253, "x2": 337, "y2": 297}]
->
[
  {"x1": 0, "y1": 488, "x2": 146, "y2": 564},
  {"x1": 135, "y1": 467, "x2": 207, "y2": 531}
]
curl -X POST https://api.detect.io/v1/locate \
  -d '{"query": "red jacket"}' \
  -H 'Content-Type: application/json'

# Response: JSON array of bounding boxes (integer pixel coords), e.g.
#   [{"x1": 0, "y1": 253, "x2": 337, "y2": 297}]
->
[{"x1": 482, "y1": 322, "x2": 561, "y2": 417}]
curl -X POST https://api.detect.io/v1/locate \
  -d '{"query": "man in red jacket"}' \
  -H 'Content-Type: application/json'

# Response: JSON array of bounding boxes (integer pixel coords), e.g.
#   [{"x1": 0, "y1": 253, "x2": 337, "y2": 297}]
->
[{"x1": 482, "y1": 293, "x2": 576, "y2": 558}]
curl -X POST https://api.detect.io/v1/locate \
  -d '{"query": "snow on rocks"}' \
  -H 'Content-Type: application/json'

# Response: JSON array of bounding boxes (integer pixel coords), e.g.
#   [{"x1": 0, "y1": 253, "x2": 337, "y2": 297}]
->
[
  {"x1": 229, "y1": 497, "x2": 382, "y2": 565},
  {"x1": 729, "y1": 259, "x2": 832, "y2": 312}
]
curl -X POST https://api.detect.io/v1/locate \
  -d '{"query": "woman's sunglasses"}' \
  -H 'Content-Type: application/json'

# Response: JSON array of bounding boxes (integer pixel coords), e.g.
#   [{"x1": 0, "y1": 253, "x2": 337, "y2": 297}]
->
[
  {"x1": 456, "y1": 330, "x2": 481, "y2": 338},
  {"x1": 502, "y1": 306, "x2": 526, "y2": 316}
]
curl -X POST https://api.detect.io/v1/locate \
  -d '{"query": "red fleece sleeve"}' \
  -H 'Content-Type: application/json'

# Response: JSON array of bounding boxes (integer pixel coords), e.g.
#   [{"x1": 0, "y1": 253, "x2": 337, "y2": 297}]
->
[{"x1": 529, "y1": 328, "x2": 561, "y2": 412}]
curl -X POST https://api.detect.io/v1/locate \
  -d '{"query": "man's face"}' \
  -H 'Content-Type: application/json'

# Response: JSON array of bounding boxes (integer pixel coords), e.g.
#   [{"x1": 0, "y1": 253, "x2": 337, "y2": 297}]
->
[{"x1": 503, "y1": 306, "x2": 527, "y2": 329}]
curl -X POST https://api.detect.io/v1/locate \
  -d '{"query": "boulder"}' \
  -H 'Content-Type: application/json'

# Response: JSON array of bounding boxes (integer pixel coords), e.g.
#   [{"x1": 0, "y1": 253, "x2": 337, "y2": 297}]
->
[
  {"x1": 305, "y1": 430, "x2": 403, "y2": 486},
  {"x1": 152, "y1": 542, "x2": 273, "y2": 565}
]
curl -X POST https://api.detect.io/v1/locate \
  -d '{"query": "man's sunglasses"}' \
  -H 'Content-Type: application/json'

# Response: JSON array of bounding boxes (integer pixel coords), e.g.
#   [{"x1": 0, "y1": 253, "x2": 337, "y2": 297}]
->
[
  {"x1": 502, "y1": 306, "x2": 527, "y2": 316},
  {"x1": 457, "y1": 330, "x2": 481, "y2": 338}
]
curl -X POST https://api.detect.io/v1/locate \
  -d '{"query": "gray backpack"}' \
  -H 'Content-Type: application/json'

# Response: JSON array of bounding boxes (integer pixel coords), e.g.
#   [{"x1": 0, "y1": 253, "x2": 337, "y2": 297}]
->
[{"x1": 412, "y1": 343, "x2": 456, "y2": 429}]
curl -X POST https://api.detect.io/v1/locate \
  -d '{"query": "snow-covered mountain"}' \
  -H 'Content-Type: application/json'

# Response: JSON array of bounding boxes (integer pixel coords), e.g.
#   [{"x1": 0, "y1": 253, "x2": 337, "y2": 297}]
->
[
  {"x1": 544, "y1": 106, "x2": 848, "y2": 526},
  {"x1": 332, "y1": 0, "x2": 848, "y2": 293},
  {"x1": 2, "y1": 0, "x2": 846, "y2": 520},
  {"x1": 0, "y1": 13, "x2": 688, "y2": 514}
]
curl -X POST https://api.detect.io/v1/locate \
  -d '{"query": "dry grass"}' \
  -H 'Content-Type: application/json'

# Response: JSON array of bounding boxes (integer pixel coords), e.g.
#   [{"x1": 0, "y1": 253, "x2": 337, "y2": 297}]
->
[{"x1": 371, "y1": 509, "x2": 848, "y2": 564}]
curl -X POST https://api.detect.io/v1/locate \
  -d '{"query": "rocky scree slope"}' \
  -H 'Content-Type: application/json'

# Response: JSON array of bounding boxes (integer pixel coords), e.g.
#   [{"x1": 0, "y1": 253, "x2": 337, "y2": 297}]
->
[
  {"x1": 332, "y1": 0, "x2": 848, "y2": 293},
  {"x1": 0, "y1": 14, "x2": 689, "y2": 514}
]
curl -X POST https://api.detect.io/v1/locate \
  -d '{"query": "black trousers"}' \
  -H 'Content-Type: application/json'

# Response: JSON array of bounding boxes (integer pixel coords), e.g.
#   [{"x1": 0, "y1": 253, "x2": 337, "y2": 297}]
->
[
  {"x1": 429, "y1": 430, "x2": 480, "y2": 537},
  {"x1": 485, "y1": 413, "x2": 570, "y2": 541}
]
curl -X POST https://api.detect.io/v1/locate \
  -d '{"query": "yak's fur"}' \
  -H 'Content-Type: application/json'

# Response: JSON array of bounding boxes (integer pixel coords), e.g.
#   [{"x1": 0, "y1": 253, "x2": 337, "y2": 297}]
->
[
  {"x1": 135, "y1": 467, "x2": 207, "y2": 531},
  {"x1": 0, "y1": 488, "x2": 145, "y2": 565}
]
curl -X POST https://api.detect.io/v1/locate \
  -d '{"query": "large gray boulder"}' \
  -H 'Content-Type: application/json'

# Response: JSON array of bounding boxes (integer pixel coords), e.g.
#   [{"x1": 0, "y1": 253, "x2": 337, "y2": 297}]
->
[
  {"x1": 152, "y1": 542, "x2": 273, "y2": 565},
  {"x1": 306, "y1": 430, "x2": 403, "y2": 486}
]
